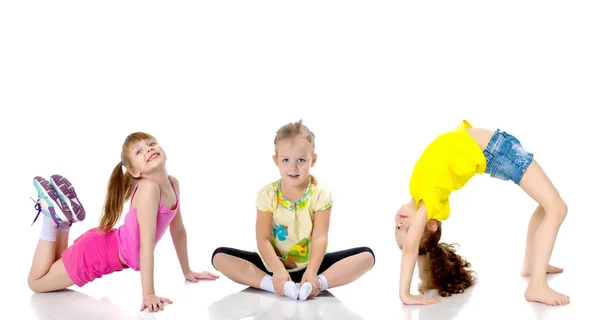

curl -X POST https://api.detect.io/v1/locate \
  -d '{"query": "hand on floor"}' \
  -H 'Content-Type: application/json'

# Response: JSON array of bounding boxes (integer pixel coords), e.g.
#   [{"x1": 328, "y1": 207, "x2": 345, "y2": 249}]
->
[
  {"x1": 185, "y1": 270, "x2": 220, "y2": 282},
  {"x1": 140, "y1": 294, "x2": 173, "y2": 312},
  {"x1": 400, "y1": 294, "x2": 440, "y2": 305}
]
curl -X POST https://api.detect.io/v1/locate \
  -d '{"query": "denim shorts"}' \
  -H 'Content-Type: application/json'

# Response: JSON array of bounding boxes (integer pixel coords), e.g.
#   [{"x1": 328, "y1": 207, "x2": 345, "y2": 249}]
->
[{"x1": 483, "y1": 129, "x2": 534, "y2": 185}]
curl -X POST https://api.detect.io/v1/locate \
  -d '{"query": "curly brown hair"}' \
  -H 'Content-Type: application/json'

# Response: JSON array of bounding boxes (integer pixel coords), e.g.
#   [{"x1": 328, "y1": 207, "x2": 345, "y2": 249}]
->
[{"x1": 418, "y1": 221, "x2": 477, "y2": 297}]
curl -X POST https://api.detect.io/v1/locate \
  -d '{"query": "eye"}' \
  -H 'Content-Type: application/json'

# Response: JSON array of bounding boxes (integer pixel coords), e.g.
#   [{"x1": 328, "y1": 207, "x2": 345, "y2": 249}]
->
[
  {"x1": 149, "y1": 142, "x2": 156, "y2": 146},
  {"x1": 136, "y1": 150, "x2": 142, "y2": 155},
  {"x1": 298, "y1": 158, "x2": 305, "y2": 163},
  {"x1": 282, "y1": 158, "x2": 288, "y2": 163}
]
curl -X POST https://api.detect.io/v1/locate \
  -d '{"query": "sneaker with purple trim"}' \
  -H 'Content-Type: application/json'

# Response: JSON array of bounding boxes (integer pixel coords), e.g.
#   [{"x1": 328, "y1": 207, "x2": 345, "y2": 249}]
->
[
  {"x1": 32, "y1": 176, "x2": 73, "y2": 226},
  {"x1": 50, "y1": 174, "x2": 86, "y2": 222}
]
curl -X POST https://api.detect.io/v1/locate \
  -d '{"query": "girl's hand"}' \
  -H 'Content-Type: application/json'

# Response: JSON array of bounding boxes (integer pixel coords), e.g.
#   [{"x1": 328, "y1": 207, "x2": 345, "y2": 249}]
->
[
  {"x1": 272, "y1": 268, "x2": 291, "y2": 296},
  {"x1": 300, "y1": 271, "x2": 320, "y2": 298},
  {"x1": 140, "y1": 294, "x2": 173, "y2": 312},
  {"x1": 400, "y1": 294, "x2": 440, "y2": 305},
  {"x1": 184, "y1": 270, "x2": 220, "y2": 283}
]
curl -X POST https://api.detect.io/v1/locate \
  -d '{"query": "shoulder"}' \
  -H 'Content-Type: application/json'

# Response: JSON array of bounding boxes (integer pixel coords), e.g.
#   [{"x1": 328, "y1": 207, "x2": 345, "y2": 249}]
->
[
  {"x1": 257, "y1": 180, "x2": 278, "y2": 197},
  {"x1": 131, "y1": 179, "x2": 161, "y2": 211},
  {"x1": 308, "y1": 177, "x2": 333, "y2": 211},
  {"x1": 308, "y1": 176, "x2": 331, "y2": 196},
  {"x1": 256, "y1": 180, "x2": 279, "y2": 212},
  {"x1": 169, "y1": 175, "x2": 180, "y2": 192},
  {"x1": 134, "y1": 179, "x2": 161, "y2": 200}
]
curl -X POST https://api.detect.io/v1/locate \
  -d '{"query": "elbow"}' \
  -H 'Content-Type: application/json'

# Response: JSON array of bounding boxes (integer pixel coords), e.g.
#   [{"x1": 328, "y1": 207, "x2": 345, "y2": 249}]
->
[
  {"x1": 171, "y1": 226, "x2": 186, "y2": 238},
  {"x1": 312, "y1": 234, "x2": 328, "y2": 244},
  {"x1": 402, "y1": 240, "x2": 420, "y2": 255},
  {"x1": 256, "y1": 236, "x2": 269, "y2": 246}
]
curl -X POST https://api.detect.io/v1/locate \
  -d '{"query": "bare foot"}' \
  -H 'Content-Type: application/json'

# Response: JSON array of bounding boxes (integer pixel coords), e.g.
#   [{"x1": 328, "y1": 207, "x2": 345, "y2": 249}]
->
[
  {"x1": 524, "y1": 285, "x2": 570, "y2": 306},
  {"x1": 521, "y1": 264, "x2": 563, "y2": 277}
]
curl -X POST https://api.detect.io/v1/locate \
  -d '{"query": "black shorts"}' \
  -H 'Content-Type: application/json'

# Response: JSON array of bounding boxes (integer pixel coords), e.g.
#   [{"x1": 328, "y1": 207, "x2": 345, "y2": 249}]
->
[{"x1": 211, "y1": 246, "x2": 375, "y2": 283}]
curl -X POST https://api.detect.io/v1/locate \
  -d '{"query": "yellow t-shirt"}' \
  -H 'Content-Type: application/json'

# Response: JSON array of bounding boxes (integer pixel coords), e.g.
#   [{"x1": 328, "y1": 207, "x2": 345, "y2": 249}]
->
[
  {"x1": 255, "y1": 175, "x2": 333, "y2": 273},
  {"x1": 409, "y1": 120, "x2": 487, "y2": 221}
]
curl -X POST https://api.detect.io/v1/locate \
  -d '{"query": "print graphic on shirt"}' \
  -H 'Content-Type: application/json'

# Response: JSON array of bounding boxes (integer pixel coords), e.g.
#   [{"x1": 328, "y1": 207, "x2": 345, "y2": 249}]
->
[
  {"x1": 276, "y1": 178, "x2": 317, "y2": 212},
  {"x1": 286, "y1": 238, "x2": 310, "y2": 264},
  {"x1": 272, "y1": 223, "x2": 288, "y2": 241}
]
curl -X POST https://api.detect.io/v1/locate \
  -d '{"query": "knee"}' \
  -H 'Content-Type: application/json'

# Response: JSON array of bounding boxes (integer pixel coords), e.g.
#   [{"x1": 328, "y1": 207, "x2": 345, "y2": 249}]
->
[
  {"x1": 357, "y1": 247, "x2": 375, "y2": 268},
  {"x1": 28, "y1": 279, "x2": 43, "y2": 293},
  {"x1": 557, "y1": 200, "x2": 568, "y2": 221},
  {"x1": 546, "y1": 199, "x2": 568, "y2": 222},
  {"x1": 211, "y1": 247, "x2": 230, "y2": 270}
]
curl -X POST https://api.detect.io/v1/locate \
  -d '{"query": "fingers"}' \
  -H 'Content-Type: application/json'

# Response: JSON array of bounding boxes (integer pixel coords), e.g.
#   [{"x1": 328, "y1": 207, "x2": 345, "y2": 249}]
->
[
  {"x1": 199, "y1": 272, "x2": 219, "y2": 280},
  {"x1": 140, "y1": 298, "x2": 172, "y2": 313},
  {"x1": 310, "y1": 281, "x2": 320, "y2": 298},
  {"x1": 274, "y1": 280, "x2": 285, "y2": 296},
  {"x1": 190, "y1": 272, "x2": 220, "y2": 281},
  {"x1": 421, "y1": 296, "x2": 440, "y2": 305}
]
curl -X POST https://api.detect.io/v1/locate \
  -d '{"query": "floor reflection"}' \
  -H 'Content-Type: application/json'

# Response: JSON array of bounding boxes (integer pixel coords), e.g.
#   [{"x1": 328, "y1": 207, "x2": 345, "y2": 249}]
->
[{"x1": 208, "y1": 287, "x2": 365, "y2": 320}]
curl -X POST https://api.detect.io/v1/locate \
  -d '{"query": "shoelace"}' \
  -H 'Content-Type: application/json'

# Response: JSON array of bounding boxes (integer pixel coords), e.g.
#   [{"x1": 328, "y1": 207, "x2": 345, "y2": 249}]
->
[
  {"x1": 30, "y1": 196, "x2": 42, "y2": 226},
  {"x1": 29, "y1": 196, "x2": 73, "y2": 228}
]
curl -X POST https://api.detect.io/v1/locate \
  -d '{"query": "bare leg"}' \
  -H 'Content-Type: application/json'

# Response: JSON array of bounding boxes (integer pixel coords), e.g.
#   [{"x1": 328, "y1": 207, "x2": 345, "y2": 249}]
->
[
  {"x1": 321, "y1": 252, "x2": 374, "y2": 289},
  {"x1": 55, "y1": 231, "x2": 69, "y2": 262},
  {"x1": 518, "y1": 160, "x2": 569, "y2": 306},
  {"x1": 28, "y1": 239, "x2": 74, "y2": 293},
  {"x1": 520, "y1": 205, "x2": 563, "y2": 276},
  {"x1": 212, "y1": 253, "x2": 268, "y2": 289}
]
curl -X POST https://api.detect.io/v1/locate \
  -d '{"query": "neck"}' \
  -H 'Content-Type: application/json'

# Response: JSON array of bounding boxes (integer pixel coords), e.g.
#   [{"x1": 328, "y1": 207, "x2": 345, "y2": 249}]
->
[
  {"x1": 140, "y1": 168, "x2": 170, "y2": 189},
  {"x1": 280, "y1": 178, "x2": 309, "y2": 201}
]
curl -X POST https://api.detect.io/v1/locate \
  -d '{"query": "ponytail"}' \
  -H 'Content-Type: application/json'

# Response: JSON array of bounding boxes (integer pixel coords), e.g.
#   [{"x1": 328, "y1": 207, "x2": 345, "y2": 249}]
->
[
  {"x1": 98, "y1": 162, "x2": 137, "y2": 232},
  {"x1": 419, "y1": 221, "x2": 477, "y2": 297}
]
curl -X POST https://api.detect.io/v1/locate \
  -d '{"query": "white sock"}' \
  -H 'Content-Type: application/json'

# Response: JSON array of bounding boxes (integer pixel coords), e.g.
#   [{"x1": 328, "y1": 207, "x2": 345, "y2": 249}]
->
[
  {"x1": 298, "y1": 274, "x2": 329, "y2": 300},
  {"x1": 260, "y1": 275, "x2": 299, "y2": 300},
  {"x1": 40, "y1": 215, "x2": 57, "y2": 242},
  {"x1": 57, "y1": 221, "x2": 71, "y2": 233}
]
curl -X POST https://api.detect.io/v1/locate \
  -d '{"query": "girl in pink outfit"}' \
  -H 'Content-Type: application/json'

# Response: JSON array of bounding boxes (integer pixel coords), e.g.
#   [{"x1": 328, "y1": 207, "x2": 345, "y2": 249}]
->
[{"x1": 27, "y1": 132, "x2": 219, "y2": 313}]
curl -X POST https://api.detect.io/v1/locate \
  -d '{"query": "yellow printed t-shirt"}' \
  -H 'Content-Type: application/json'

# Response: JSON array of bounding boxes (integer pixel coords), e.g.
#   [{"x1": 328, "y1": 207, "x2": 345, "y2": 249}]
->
[
  {"x1": 409, "y1": 120, "x2": 487, "y2": 221},
  {"x1": 256, "y1": 175, "x2": 333, "y2": 273}
]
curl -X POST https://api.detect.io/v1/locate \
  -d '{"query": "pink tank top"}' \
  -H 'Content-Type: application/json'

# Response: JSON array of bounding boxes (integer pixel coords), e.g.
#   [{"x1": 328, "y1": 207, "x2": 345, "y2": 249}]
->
[{"x1": 117, "y1": 177, "x2": 179, "y2": 271}]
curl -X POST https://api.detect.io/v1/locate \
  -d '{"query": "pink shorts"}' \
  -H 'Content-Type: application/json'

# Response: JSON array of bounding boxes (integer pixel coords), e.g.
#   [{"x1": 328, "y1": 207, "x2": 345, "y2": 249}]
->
[{"x1": 61, "y1": 228, "x2": 127, "y2": 287}]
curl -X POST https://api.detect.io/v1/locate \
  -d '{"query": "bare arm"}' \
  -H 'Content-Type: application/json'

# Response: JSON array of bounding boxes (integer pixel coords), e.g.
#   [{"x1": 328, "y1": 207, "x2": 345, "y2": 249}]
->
[
  {"x1": 399, "y1": 203, "x2": 429, "y2": 300},
  {"x1": 168, "y1": 177, "x2": 191, "y2": 274},
  {"x1": 306, "y1": 208, "x2": 331, "y2": 274},
  {"x1": 255, "y1": 209, "x2": 286, "y2": 272},
  {"x1": 134, "y1": 180, "x2": 161, "y2": 297}
]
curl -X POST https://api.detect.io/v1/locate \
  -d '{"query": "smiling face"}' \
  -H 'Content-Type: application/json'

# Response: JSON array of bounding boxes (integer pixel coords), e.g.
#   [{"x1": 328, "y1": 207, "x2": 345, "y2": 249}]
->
[
  {"x1": 395, "y1": 203, "x2": 417, "y2": 248},
  {"x1": 273, "y1": 136, "x2": 316, "y2": 188},
  {"x1": 125, "y1": 138, "x2": 167, "y2": 178},
  {"x1": 395, "y1": 201, "x2": 439, "y2": 250}
]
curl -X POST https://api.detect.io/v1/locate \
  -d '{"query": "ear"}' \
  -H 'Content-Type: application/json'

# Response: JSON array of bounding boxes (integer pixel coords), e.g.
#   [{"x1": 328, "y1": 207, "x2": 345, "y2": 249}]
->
[
  {"x1": 272, "y1": 154, "x2": 278, "y2": 167},
  {"x1": 311, "y1": 153, "x2": 318, "y2": 167},
  {"x1": 426, "y1": 220, "x2": 438, "y2": 232},
  {"x1": 129, "y1": 167, "x2": 141, "y2": 178}
]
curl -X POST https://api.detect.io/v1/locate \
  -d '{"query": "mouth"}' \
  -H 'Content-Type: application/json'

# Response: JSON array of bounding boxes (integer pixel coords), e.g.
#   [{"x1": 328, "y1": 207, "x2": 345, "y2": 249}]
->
[
  {"x1": 288, "y1": 174, "x2": 300, "y2": 179},
  {"x1": 399, "y1": 214, "x2": 409, "y2": 219},
  {"x1": 147, "y1": 152, "x2": 160, "y2": 163}
]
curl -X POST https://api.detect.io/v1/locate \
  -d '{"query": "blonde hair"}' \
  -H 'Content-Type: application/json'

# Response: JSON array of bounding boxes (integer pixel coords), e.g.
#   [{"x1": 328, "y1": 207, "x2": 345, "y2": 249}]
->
[
  {"x1": 274, "y1": 119, "x2": 315, "y2": 154},
  {"x1": 98, "y1": 132, "x2": 156, "y2": 233}
]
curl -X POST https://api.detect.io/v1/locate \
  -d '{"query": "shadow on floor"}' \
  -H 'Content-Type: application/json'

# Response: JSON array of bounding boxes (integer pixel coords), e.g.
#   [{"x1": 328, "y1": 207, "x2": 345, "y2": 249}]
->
[
  {"x1": 401, "y1": 285, "x2": 475, "y2": 320},
  {"x1": 208, "y1": 287, "x2": 365, "y2": 320},
  {"x1": 30, "y1": 289, "x2": 148, "y2": 320}
]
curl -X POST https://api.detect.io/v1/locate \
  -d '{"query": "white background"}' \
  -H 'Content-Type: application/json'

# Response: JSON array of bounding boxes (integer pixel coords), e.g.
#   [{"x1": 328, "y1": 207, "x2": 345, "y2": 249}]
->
[{"x1": 1, "y1": 1, "x2": 599, "y2": 319}]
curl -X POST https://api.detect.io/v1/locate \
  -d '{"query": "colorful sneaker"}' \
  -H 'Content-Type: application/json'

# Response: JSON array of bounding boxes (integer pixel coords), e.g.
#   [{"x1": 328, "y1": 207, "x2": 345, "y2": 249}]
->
[
  {"x1": 50, "y1": 174, "x2": 86, "y2": 222},
  {"x1": 32, "y1": 176, "x2": 73, "y2": 226}
]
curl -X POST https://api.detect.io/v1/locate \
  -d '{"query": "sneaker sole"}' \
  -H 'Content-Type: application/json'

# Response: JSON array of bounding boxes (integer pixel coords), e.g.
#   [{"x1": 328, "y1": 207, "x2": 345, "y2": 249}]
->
[
  {"x1": 50, "y1": 175, "x2": 86, "y2": 222},
  {"x1": 33, "y1": 177, "x2": 70, "y2": 224}
]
